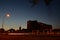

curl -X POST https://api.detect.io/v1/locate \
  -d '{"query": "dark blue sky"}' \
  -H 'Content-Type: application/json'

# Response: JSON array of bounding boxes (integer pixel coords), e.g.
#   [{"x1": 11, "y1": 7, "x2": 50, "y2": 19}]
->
[{"x1": 0, "y1": 0, "x2": 60, "y2": 30}]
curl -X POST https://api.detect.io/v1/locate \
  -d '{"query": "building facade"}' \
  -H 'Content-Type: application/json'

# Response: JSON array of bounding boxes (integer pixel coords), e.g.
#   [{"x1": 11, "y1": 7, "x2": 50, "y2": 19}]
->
[{"x1": 27, "y1": 20, "x2": 52, "y2": 32}]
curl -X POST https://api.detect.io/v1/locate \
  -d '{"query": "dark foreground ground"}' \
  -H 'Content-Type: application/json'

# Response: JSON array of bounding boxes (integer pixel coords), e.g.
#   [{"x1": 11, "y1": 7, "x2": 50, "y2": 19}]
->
[{"x1": 0, "y1": 35, "x2": 60, "y2": 40}]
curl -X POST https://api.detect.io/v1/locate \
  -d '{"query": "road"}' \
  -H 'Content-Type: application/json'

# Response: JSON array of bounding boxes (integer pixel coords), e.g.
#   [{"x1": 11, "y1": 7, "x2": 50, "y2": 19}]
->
[{"x1": 0, "y1": 35, "x2": 60, "y2": 40}]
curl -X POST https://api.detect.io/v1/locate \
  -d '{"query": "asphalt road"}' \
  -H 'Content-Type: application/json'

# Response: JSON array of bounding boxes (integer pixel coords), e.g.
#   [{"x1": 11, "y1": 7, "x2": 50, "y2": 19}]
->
[{"x1": 0, "y1": 35, "x2": 60, "y2": 40}]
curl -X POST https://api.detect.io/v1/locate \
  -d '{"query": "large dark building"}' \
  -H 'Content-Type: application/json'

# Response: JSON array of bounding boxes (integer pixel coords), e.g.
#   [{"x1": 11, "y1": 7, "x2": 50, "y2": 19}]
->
[
  {"x1": 27, "y1": 20, "x2": 38, "y2": 30},
  {"x1": 27, "y1": 20, "x2": 52, "y2": 32}
]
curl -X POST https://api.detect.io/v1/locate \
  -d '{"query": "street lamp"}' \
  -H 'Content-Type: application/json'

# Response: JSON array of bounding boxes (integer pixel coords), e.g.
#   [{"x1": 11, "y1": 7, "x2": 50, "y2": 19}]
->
[
  {"x1": 2, "y1": 13, "x2": 10, "y2": 28},
  {"x1": 5, "y1": 13, "x2": 10, "y2": 18}
]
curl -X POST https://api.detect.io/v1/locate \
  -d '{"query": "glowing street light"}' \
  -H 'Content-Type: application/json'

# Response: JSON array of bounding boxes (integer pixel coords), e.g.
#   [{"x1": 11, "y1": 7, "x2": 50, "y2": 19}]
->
[
  {"x1": 5, "y1": 13, "x2": 11, "y2": 18},
  {"x1": 2, "y1": 13, "x2": 11, "y2": 28},
  {"x1": 6, "y1": 14, "x2": 10, "y2": 17}
]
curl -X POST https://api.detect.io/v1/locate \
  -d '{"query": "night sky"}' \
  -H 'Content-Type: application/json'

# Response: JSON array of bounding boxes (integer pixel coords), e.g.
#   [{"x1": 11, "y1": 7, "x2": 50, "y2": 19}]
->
[{"x1": 0, "y1": 0, "x2": 60, "y2": 30}]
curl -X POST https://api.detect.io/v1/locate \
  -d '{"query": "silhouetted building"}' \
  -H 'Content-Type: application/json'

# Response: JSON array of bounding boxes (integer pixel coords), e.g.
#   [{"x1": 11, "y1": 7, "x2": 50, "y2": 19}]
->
[
  {"x1": 52, "y1": 29, "x2": 60, "y2": 32},
  {"x1": 7, "y1": 28, "x2": 15, "y2": 33},
  {"x1": 27, "y1": 20, "x2": 52, "y2": 32},
  {"x1": 27, "y1": 20, "x2": 38, "y2": 30},
  {"x1": 21, "y1": 29, "x2": 32, "y2": 33},
  {"x1": 42, "y1": 23, "x2": 52, "y2": 32}
]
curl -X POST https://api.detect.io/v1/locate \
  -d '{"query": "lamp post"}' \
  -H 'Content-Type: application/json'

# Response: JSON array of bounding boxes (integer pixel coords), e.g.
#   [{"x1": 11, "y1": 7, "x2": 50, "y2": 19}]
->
[{"x1": 2, "y1": 13, "x2": 10, "y2": 29}]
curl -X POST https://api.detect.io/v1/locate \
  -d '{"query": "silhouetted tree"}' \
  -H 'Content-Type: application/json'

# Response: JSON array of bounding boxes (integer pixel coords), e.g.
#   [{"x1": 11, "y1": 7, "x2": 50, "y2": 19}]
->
[
  {"x1": 29, "y1": 0, "x2": 53, "y2": 7},
  {"x1": 0, "y1": 28, "x2": 5, "y2": 33},
  {"x1": 44, "y1": 0, "x2": 52, "y2": 6},
  {"x1": 29, "y1": 0, "x2": 39, "y2": 8}
]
